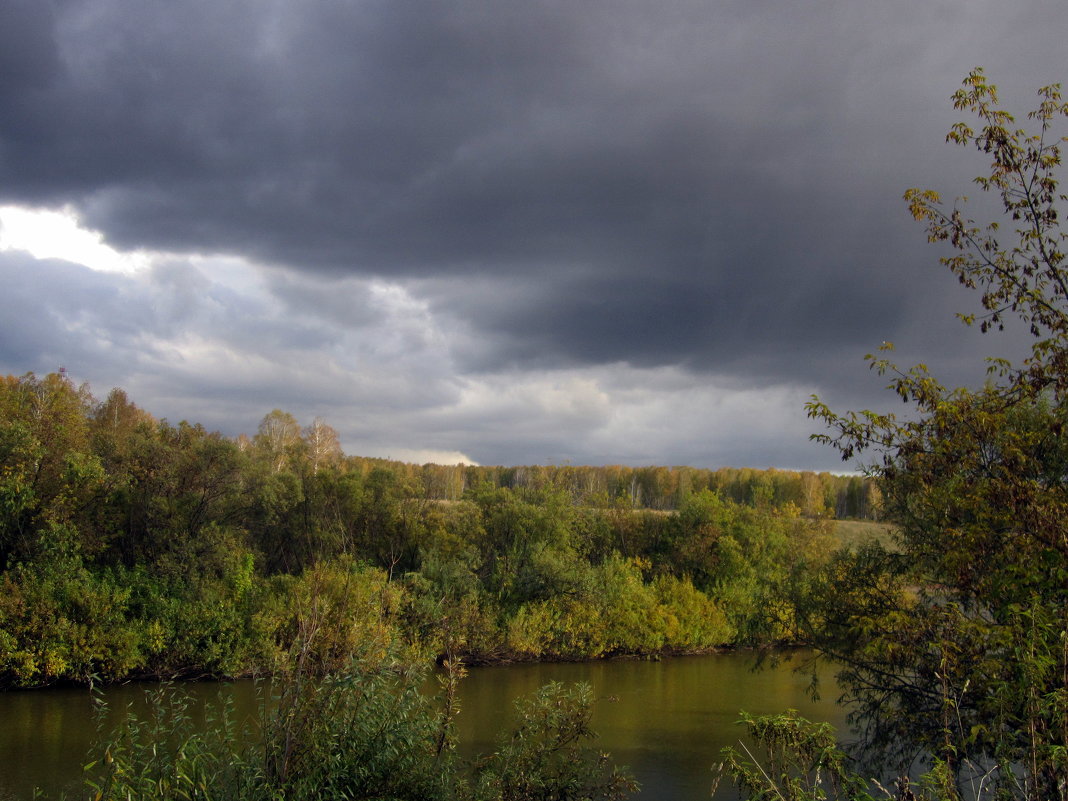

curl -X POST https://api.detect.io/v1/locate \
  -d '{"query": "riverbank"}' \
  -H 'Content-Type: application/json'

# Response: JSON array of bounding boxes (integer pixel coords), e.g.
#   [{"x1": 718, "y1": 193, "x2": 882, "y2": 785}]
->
[{"x1": 0, "y1": 373, "x2": 862, "y2": 691}]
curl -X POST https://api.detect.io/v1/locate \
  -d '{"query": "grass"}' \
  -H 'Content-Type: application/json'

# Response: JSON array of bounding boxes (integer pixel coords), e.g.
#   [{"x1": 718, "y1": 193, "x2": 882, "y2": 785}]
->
[{"x1": 833, "y1": 519, "x2": 897, "y2": 550}]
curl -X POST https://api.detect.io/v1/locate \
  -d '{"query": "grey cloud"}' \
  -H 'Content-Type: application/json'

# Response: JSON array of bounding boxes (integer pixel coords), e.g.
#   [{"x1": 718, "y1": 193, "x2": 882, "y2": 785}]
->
[
  {"x1": 0, "y1": 250, "x2": 159, "y2": 372},
  {"x1": 3, "y1": 0, "x2": 1051, "y2": 271},
  {"x1": 0, "y1": 0, "x2": 1064, "y2": 469},
  {"x1": 0, "y1": 1, "x2": 61, "y2": 103},
  {"x1": 0, "y1": 250, "x2": 471, "y2": 445},
  {"x1": 267, "y1": 271, "x2": 392, "y2": 332}
]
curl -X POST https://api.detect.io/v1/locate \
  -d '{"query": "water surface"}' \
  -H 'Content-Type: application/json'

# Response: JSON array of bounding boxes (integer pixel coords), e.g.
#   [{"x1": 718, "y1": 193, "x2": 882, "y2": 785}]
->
[
  {"x1": 0, "y1": 651, "x2": 846, "y2": 800},
  {"x1": 454, "y1": 653, "x2": 846, "y2": 801}
]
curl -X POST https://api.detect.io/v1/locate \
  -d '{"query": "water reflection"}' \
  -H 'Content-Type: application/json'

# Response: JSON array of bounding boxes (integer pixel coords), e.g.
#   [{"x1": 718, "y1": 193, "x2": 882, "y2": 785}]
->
[
  {"x1": 0, "y1": 651, "x2": 845, "y2": 801},
  {"x1": 454, "y1": 653, "x2": 845, "y2": 801}
]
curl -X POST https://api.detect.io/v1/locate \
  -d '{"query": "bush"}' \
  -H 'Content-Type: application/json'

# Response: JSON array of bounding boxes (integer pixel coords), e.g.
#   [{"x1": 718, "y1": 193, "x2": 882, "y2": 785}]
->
[{"x1": 84, "y1": 652, "x2": 637, "y2": 801}]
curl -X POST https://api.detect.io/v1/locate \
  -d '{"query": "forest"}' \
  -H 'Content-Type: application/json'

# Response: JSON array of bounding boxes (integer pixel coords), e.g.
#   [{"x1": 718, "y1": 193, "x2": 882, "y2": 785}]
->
[{"x1": 0, "y1": 370, "x2": 872, "y2": 689}]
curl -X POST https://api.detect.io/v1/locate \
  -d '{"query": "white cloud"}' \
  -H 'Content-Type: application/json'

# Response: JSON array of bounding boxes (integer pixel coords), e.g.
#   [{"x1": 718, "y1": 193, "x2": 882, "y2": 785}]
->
[
  {"x1": 0, "y1": 205, "x2": 158, "y2": 274},
  {"x1": 358, "y1": 447, "x2": 478, "y2": 466}
]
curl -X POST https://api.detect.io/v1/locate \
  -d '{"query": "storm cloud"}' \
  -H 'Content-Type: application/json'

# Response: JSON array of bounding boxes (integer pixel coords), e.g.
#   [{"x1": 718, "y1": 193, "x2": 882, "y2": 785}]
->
[{"x1": 0, "y1": 0, "x2": 1063, "y2": 469}]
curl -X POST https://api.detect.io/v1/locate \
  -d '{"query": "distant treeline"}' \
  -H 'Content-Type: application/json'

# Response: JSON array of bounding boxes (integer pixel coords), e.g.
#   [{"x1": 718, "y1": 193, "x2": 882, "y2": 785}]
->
[
  {"x1": 402, "y1": 462, "x2": 880, "y2": 519},
  {"x1": 0, "y1": 372, "x2": 872, "y2": 688}
]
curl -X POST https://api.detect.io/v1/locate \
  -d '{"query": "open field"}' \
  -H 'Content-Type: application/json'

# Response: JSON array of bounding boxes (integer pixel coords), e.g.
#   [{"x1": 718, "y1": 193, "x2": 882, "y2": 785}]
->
[{"x1": 833, "y1": 518, "x2": 897, "y2": 550}]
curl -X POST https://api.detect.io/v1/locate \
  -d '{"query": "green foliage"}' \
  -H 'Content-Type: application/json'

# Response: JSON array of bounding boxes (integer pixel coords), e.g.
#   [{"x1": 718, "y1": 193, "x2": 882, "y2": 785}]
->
[
  {"x1": 258, "y1": 659, "x2": 455, "y2": 801},
  {"x1": 505, "y1": 557, "x2": 631, "y2": 659},
  {"x1": 798, "y1": 70, "x2": 1068, "y2": 800},
  {"x1": 469, "y1": 485, "x2": 583, "y2": 612},
  {"x1": 258, "y1": 557, "x2": 406, "y2": 676},
  {"x1": 402, "y1": 544, "x2": 501, "y2": 659},
  {"x1": 720, "y1": 711, "x2": 877, "y2": 801},
  {"x1": 85, "y1": 684, "x2": 249, "y2": 801},
  {"x1": 0, "y1": 369, "x2": 844, "y2": 684},
  {"x1": 506, "y1": 555, "x2": 733, "y2": 659},
  {"x1": 719, "y1": 711, "x2": 988, "y2": 801},
  {"x1": 0, "y1": 373, "x2": 104, "y2": 568},
  {"x1": 652, "y1": 572, "x2": 733, "y2": 650},
  {"x1": 0, "y1": 538, "x2": 141, "y2": 685},
  {"x1": 85, "y1": 658, "x2": 455, "y2": 801},
  {"x1": 470, "y1": 682, "x2": 638, "y2": 801},
  {"x1": 83, "y1": 654, "x2": 636, "y2": 801},
  {"x1": 665, "y1": 491, "x2": 836, "y2": 644}
]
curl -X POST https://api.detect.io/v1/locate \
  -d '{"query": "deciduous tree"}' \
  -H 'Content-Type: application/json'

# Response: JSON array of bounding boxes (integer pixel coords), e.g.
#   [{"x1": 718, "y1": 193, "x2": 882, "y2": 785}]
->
[{"x1": 801, "y1": 70, "x2": 1068, "y2": 798}]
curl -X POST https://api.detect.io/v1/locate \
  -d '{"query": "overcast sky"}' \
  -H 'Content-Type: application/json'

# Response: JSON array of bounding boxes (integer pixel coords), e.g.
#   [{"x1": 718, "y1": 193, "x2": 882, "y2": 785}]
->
[{"x1": 0, "y1": 0, "x2": 1064, "y2": 471}]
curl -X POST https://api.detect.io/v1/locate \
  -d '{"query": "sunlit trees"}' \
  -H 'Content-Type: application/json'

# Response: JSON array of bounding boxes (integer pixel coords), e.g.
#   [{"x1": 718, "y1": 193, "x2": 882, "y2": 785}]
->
[
  {"x1": 301, "y1": 416, "x2": 341, "y2": 474},
  {"x1": 0, "y1": 373, "x2": 848, "y2": 686},
  {"x1": 253, "y1": 409, "x2": 302, "y2": 473},
  {"x1": 0, "y1": 372, "x2": 103, "y2": 567}
]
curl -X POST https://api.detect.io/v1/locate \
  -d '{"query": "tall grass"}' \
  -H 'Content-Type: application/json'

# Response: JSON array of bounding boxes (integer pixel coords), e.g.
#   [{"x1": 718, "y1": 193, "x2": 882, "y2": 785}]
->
[{"x1": 81, "y1": 649, "x2": 636, "y2": 801}]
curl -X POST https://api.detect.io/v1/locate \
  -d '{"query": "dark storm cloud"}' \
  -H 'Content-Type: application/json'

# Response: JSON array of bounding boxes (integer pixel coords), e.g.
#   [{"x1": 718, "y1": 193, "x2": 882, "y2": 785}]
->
[
  {"x1": 424, "y1": 190, "x2": 928, "y2": 387},
  {"x1": 0, "y1": 0, "x2": 1065, "y2": 467}
]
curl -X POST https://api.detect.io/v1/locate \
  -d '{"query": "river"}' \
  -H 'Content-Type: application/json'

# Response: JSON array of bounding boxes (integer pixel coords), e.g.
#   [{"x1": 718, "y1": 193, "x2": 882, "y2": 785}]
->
[{"x1": 0, "y1": 651, "x2": 847, "y2": 800}]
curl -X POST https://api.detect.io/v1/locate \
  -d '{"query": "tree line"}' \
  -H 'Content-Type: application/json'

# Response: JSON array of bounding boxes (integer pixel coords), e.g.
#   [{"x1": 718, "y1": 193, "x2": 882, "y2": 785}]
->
[
  {"x1": 410, "y1": 460, "x2": 880, "y2": 520},
  {"x1": 239, "y1": 414, "x2": 883, "y2": 518},
  {"x1": 0, "y1": 372, "x2": 853, "y2": 688}
]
